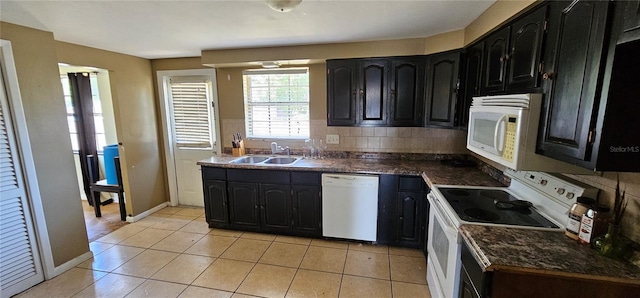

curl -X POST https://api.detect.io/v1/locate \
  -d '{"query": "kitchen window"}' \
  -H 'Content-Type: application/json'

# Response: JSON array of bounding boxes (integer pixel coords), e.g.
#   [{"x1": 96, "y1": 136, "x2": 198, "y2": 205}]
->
[{"x1": 242, "y1": 68, "x2": 310, "y2": 139}]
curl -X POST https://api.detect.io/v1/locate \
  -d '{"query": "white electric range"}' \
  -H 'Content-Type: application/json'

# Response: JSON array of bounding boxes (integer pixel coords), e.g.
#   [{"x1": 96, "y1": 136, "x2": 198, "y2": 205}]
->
[{"x1": 425, "y1": 169, "x2": 598, "y2": 298}]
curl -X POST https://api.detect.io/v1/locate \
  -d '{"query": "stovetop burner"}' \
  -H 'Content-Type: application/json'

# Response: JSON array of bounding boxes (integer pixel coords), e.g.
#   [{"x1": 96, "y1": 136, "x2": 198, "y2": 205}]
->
[{"x1": 437, "y1": 187, "x2": 559, "y2": 228}]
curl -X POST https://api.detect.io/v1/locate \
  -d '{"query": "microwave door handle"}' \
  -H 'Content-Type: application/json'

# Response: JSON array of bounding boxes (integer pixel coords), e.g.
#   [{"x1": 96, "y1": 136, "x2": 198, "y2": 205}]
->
[{"x1": 494, "y1": 115, "x2": 507, "y2": 155}]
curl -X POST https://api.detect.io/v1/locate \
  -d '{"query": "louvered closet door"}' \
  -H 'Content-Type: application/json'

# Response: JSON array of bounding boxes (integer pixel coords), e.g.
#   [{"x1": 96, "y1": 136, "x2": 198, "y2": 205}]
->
[{"x1": 0, "y1": 58, "x2": 44, "y2": 297}]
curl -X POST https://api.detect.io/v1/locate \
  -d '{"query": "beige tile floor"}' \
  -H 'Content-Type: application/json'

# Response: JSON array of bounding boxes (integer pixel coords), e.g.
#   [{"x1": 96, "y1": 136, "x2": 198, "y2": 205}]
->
[{"x1": 17, "y1": 206, "x2": 432, "y2": 298}]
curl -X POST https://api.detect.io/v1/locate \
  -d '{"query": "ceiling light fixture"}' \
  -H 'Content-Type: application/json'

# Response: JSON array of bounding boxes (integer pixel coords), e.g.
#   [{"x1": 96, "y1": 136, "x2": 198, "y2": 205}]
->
[
  {"x1": 266, "y1": 0, "x2": 302, "y2": 12},
  {"x1": 261, "y1": 61, "x2": 281, "y2": 68}
]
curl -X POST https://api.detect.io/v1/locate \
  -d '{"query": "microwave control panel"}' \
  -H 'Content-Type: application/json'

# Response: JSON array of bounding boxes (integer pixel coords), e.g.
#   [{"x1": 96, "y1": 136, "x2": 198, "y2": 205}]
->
[{"x1": 503, "y1": 117, "x2": 517, "y2": 162}]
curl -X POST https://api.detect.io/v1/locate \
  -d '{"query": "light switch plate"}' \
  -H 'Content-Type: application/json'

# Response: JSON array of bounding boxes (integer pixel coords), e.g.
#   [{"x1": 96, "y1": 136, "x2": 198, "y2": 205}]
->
[{"x1": 326, "y1": 134, "x2": 340, "y2": 144}]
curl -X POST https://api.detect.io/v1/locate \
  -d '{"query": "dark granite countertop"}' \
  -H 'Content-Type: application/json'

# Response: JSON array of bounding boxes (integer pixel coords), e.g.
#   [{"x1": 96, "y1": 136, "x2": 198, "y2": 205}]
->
[
  {"x1": 460, "y1": 225, "x2": 640, "y2": 285},
  {"x1": 197, "y1": 155, "x2": 504, "y2": 187}
]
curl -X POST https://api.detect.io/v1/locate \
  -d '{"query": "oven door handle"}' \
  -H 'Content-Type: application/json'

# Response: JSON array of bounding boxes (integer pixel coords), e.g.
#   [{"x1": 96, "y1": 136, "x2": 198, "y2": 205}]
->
[
  {"x1": 428, "y1": 193, "x2": 458, "y2": 234},
  {"x1": 494, "y1": 115, "x2": 507, "y2": 155}
]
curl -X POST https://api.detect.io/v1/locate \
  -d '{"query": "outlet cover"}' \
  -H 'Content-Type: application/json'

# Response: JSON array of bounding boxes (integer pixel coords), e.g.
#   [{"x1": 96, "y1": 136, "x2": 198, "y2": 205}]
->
[{"x1": 326, "y1": 134, "x2": 340, "y2": 144}]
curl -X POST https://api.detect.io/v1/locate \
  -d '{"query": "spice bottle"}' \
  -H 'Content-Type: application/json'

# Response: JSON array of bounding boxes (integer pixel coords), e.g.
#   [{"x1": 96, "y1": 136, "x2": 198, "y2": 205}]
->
[
  {"x1": 565, "y1": 197, "x2": 595, "y2": 240},
  {"x1": 578, "y1": 204, "x2": 610, "y2": 244}
]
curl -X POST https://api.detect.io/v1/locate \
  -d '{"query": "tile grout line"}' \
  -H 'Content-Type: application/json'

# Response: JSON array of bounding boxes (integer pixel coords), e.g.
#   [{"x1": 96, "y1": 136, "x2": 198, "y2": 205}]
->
[{"x1": 282, "y1": 239, "x2": 312, "y2": 297}]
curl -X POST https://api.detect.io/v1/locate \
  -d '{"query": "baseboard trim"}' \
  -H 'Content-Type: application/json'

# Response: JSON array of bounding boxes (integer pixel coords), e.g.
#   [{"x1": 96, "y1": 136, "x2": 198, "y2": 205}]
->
[
  {"x1": 126, "y1": 202, "x2": 169, "y2": 223},
  {"x1": 49, "y1": 251, "x2": 93, "y2": 278}
]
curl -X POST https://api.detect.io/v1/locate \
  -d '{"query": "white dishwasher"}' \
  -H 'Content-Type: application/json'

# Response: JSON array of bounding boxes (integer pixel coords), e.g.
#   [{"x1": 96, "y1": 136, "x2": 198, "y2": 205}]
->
[{"x1": 321, "y1": 173, "x2": 379, "y2": 241}]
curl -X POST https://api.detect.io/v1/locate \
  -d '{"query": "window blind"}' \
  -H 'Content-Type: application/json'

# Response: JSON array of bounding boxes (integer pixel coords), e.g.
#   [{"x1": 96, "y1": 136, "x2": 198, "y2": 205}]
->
[
  {"x1": 242, "y1": 68, "x2": 310, "y2": 139},
  {"x1": 169, "y1": 78, "x2": 212, "y2": 148}
]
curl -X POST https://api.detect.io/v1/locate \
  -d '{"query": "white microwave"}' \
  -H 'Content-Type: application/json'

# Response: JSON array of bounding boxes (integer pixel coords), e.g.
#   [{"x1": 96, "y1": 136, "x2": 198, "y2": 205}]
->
[{"x1": 467, "y1": 94, "x2": 593, "y2": 174}]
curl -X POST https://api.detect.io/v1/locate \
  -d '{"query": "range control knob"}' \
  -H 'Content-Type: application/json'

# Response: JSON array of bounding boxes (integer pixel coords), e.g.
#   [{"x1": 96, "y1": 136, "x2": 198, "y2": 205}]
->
[
  {"x1": 557, "y1": 188, "x2": 565, "y2": 195},
  {"x1": 540, "y1": 179, "x2": 548, "y2": 186},
  {"x1": 566, "y1": 192, "x2": 575, "y2": 200}
]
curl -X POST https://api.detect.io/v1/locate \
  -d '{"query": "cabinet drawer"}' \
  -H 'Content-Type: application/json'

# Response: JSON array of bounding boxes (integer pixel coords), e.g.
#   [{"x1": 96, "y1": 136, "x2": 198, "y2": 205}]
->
[
  {"x1": 202, "y1": 167, "x2": 226, "y2": 180},
  {"x1": 398, "y1": 176, "x2": 424, "y2": 192},
  {"x1": 227, "y1": 169, "x2": 290, "y2": 184},
  {"x1": 291, "y1": 171, "x2": 320, "y2": 185}
]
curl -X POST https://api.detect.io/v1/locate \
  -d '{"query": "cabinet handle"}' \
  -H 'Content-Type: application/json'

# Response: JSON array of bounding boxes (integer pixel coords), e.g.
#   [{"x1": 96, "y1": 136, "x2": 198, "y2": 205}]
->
[
  {"x1": 359, "y1": 89, "x2": 364, "y2": 95},
  {"x1": 542, "y1": 71, "x2": 555, "y2": 80}
]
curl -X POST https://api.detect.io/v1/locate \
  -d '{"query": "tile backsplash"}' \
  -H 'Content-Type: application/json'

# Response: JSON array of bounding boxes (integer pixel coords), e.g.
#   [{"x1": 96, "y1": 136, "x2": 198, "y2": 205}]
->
[
  {"x1": 222, "y1": 119, "x2": 468, "y2": 154},
  {"x1": 567, "y1": 172, "x2": 640, "y2": 244}
]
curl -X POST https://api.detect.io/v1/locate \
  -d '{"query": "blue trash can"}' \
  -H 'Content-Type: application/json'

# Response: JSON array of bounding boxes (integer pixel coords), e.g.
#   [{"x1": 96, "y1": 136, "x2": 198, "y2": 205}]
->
[{"x1": 103, "y1": 144, "x2": 119, "y2": 184}]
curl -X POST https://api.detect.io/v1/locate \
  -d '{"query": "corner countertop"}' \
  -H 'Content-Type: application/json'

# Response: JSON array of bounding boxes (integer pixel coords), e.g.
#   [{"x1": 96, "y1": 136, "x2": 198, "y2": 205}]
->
[
  {"x1": 197, "y1": 155, "x2": 504, "y2": 187},
  {"x1": 459, "y1": 225, "x2": 640, "y2": 285}
]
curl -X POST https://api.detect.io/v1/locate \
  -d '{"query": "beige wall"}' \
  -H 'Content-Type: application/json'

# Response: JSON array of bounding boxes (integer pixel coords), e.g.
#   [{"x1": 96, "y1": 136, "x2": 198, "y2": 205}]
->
[
  {"x1": 464, "y1": 0, "x2": 538, "y2": 45},
  {"x1": 201, "y1": 38, "x2": 427, "y2": 67},
  {"x1": 424, "y1": 30, "x2": 465, "y2": 55},
  {"x1": 56, "y1": 42, "x2": 167, "y2": 216},
  {"x1": 0, "y1": 22, "x2": 89, "y2": 266}
]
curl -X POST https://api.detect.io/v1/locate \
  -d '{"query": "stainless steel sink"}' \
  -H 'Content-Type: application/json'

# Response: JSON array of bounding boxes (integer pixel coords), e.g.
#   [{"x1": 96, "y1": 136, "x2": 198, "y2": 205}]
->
[
  {"x1": 229, "y1": 156, "x2": 269, "y2": 164},
  {"x1": 229, "y1": 156, "x2": 302, "y2": 165},
  {"x1": 263, "y1": 157, "x2": 301, "y2": 165}
]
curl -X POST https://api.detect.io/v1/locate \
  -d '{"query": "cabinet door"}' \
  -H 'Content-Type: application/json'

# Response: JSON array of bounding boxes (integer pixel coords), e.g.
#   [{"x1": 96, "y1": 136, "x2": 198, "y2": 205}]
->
[
  {"x1": 460, "y1": 266, "x2": 481, "y2": 298},
  {"x1": 292, "y1": 185, "x2": 322, "y2": 236},
  {"x1": 359, "y1": 60, "x2": 389, "y2": 126},
  {"x1": 461, "y1": 42, "x2": 484, "y2": 129},
  {"x1": 425, "y1": 51, "x2": 461, "y2": 128},
  {"x1": 228, "y1": 182, "x2": 260, "y2": 228},
  {"x1": 482, "y1": 27, "x2": 511, "y2": 94},
  {"x1": 389, "y1": 56, "x2": 426, "y2": 126},
  {"x1": 538, "y1": 1, "x2": 611, "y2": 162},
  {"x1": 203, "y1": 180, "x2": 228, "y2": 226},
  {"x1": 260, "y1": 184, "x2": 292, "y2": 232},
  {"x1": 396, "y1": 192, "x2": 424, "y2": 248},
  {"x1": 327, "y1": 60, "x2": 357, "y2": 126},
  {"x1": 507, "y1": 5, "x2": 547, "y2": 91},
  {"x1": 622, "y1": 0, "x2": 640, "y2": 33}
]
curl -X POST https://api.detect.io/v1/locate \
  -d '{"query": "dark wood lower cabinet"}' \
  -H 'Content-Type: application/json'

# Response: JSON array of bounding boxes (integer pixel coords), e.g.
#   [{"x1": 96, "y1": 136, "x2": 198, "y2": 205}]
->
[
  {"x1": 203, "y1": 167, "x2": 322, "y2": 237},
  {"x1": 260, "y1": 184, "x2": 292, "y2": 233},
  {"x1": 396, "y1": 191, "x2": 424, "y2": 247},
  {"x1": 378, "y1": 175, "x2": 428, "y2": 249},
  {"x1": 292, "y1": 185, "x2": 322, "y2": 236},
  {"x1": 228, "y1": 182, "x2": 260, "y2": 229},
  {"x1": 203, "y1": 180, "x2": 228, "y2": 226}
]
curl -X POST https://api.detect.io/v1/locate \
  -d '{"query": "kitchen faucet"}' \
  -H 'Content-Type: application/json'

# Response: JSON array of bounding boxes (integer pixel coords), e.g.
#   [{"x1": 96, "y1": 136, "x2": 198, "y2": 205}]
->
[{"x1": 270, "y1": 142, "x2": 291, "y2": 156}]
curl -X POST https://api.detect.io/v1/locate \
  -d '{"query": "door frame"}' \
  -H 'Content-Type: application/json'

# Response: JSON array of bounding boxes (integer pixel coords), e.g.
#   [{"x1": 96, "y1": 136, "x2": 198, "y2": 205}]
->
[
  {"x1": 1, "y1": 40, "x2": 55, "y2": 282},
  {"x1": 156, "y1": 69, "x2": 221, "y2": 206}
]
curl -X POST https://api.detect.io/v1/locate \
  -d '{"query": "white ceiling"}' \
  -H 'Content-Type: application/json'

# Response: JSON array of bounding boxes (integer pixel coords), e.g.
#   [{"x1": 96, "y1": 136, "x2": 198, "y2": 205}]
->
[{"x1": 0, "y1": 0, "x2": 496, "y2": 59}]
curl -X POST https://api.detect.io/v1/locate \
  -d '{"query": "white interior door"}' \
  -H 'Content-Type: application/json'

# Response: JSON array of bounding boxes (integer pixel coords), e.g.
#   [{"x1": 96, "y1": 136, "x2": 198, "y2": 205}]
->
[
  {"x1": 162, "y1": 71, "x2": 220, "y2": 207},
  {"x1": 0, "y1": 57, "x2": 44, "y2": 297}
]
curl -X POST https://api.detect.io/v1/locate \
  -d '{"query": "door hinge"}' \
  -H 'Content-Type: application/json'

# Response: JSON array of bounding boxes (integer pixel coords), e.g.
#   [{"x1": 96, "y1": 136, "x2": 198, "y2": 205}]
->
[
  {"x1": 588, "y1": 129, "x2": 596, "y2": 144},
  {"x1": 543, "y1": 20, "x2": 548, "y2": 32}
]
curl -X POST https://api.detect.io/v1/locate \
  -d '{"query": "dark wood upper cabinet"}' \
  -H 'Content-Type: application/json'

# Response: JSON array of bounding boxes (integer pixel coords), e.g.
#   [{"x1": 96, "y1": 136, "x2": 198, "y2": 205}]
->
[
  {"x1": 537, "y1": 0, "x2": 611, "y2": 163},
  {"x1": 507, "y1": 5, "x2": 547, "y2": 90},
  {"x1": 460, "y1": 41, "x2": 485, "y2": 129},
  {"x1": 425, "y1": 51, "x2": 461, "y2": 128},
  {"x1": 327, "y1": 60, "x2": 357, "y2": 126},
  {"x1": 480, "y1": 5, "x2": 547, "y2": 94},
  {"x1": 359, "y1": 59, "x2": 389, "y2": 126},
  {"x1": 389, "y1": 56, "x2": 426, "y2": 126},
  {"x1": 327, "y1": 56, "x2": 425, "y2": 127},
  {"x1": 482, "y1": 27, "x2": 511, "y2": 94}
]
